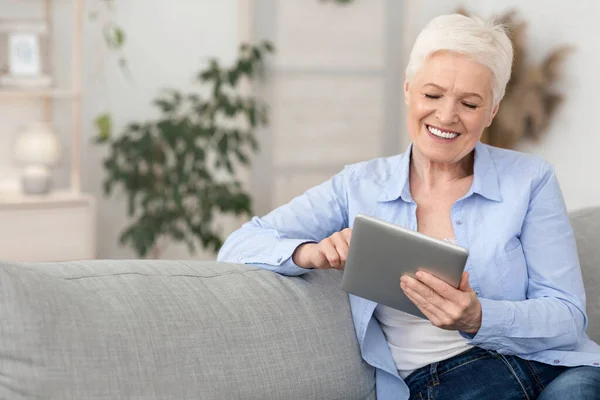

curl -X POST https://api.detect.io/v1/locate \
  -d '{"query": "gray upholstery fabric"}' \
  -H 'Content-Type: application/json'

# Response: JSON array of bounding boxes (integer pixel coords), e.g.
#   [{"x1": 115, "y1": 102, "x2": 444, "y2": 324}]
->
[
  {"x1": 0, "y1": 260, "x2": 375, "y2": 400},
  {"x1": 570, "y1": 208, "x2": 600, "y2": 343}
]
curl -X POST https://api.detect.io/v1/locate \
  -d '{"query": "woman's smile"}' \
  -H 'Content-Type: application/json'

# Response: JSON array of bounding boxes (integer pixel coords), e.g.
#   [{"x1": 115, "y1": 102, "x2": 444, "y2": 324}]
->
[{"x1": 425, "y1": 124, "x2": 461, "y2": 141}]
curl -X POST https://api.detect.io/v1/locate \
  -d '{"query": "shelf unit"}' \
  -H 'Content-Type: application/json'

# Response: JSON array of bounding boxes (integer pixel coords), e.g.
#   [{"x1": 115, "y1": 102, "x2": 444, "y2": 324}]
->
[
  {"x1": 0, "y1": 89, "x2": 80, "y2": 99},
  {"x1": 0, "y1": 0, "x2": 96, "y2": 262}
]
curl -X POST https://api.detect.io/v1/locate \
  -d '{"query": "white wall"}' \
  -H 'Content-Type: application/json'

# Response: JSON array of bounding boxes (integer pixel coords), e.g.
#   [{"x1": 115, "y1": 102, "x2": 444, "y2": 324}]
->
[
  {"x1": 83, "y1": 0, "x2": 600, "y2": 259},
  {"x1": 404, "y1": 0, "x2": 600, "y2": 211},
  {"x1": 82, "y1": 0, "x2": 240, "y2": 259},
  {"x1": 2, "y1": 0, "x2": 596, "y2": 260}
]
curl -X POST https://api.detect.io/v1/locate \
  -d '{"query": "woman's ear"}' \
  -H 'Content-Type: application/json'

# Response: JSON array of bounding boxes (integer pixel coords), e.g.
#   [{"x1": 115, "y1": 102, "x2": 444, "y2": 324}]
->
[{"x1": 486, "y1": 103, "x2": 500, "y2": 127}]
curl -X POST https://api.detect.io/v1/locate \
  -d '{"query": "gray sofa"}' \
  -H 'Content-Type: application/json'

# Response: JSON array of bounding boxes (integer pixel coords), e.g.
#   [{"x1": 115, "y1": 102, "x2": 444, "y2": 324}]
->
[{"x1": 1, "y1": 208, "x2": 599, "y2": 400}]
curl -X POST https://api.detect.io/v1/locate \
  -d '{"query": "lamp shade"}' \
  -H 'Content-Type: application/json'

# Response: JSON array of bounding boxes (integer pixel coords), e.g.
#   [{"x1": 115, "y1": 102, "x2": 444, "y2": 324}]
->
[{"x1": 13, "y1": 122, "x2": 61, "y2": 166}]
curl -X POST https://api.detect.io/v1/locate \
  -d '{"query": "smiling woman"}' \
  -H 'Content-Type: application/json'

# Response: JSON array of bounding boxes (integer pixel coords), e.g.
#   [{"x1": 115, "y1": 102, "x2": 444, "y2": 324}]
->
[{"x1": 217, "y1": 13, "x2": 600, "y2": 400}]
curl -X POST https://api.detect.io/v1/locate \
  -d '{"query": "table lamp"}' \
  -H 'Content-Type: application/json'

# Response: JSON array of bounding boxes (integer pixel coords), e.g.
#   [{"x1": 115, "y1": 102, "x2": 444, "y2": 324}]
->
[{"x1": 13, "y1": 122, "x2": 61, "y2": 195}]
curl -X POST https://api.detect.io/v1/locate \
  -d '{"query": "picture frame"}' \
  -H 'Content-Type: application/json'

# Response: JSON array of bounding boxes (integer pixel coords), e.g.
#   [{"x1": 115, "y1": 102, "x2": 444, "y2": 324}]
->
[
  {"x1": 8, "y1": 32, "x2": 41, "y2": 76},
  {"x1": 0, "y1": 20, "x2": 52, "y2": 88}
]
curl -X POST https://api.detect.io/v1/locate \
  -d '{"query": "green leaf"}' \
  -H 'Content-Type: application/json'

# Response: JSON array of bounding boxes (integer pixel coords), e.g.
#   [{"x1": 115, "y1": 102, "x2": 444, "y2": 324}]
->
[
  {"x1": 103, "y1": 24, "x2": 126, "y2": 50},
  {"x1": 227, "y1": 70, "x2": 239, "y2": 86},
  {"x1": 127, "y1": 122, "x2": 141, "y2": 132},
  {"x1": 248, "y1": 134, "x2": 259, "y2": 151},
  {"x1": 237, "y1": 60, "x2": 253, "y2": 76},
  {"x1": 188, "y1": 94, "x2": 201, "y2": 103},
  {"x1": 224, "y1": 159, "x2": 234, "y2": 174},
  {"x1": 235, "y1": 149, "x2": 250, "y2": 165},
  {"x1": 114, "y1": 27, "x2": 126, "y2": 47},
  {"x1": 199, "y1": 70, "x2": 214, "y2": 81},
  {"x1": 127, "y1": 192, "x2": 136, "y2": 216},
  {"x1": 262, "y1": 41, "x2": 275, "y2": 52},
  {"x1": 247, "y1": 106, "x2": 257, "y2": 127},
  {"x1": 154, "y1": 98, "x2": 176, "y2": 113},
  {"x1": 217, "y1": 135, "x2": 229, "y2": 155},
  {"x1": 103, "y1": 179, "x2": 113, "y2": 195},
  {"x1": 252, "y1": 48, "x2": 262, "y2": 61},
  {"x1": 195, "y1": 147, "x2": 206, "y2": 162},
  {"x1": 94, "y1": 113, "x2": 112, "y2": 142}
]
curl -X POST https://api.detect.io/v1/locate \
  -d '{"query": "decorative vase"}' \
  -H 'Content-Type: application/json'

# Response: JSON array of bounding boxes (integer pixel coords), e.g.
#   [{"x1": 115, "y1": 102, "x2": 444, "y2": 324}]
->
[{"x1": 13, "y1": 122, "x2": 61, "y2": 195}]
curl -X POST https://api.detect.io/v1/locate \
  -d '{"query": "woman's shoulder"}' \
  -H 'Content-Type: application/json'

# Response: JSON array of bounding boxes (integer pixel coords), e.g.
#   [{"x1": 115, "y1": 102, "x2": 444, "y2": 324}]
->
[
  {"x1": 339, "y1": 153, "x2": 407, "y2": 185},
  {"x1": 483, "y1": 143, "x2": 555, "y2": 182}
]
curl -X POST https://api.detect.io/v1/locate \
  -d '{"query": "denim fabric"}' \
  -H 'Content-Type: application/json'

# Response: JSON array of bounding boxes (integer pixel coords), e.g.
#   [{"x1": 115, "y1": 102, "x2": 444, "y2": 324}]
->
[{"x1": 405, "y1": 347, "x2": 600, "y2": 399}]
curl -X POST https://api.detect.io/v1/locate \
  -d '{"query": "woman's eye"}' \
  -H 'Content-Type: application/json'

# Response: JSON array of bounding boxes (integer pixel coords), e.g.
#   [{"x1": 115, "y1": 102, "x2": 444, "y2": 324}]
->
[
  {"x1": 424, "y1": 94, "x2": 440, "y2": 99},
  {"x1": 462, "y1": 102, "x2": 478, "y2": 109}
]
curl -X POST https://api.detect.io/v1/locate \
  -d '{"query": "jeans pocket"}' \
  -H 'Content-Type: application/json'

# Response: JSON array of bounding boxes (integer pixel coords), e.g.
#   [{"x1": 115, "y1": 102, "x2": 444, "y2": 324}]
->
[{"x1": 411, "y1": 392, "x2": 424, "y2": 400}]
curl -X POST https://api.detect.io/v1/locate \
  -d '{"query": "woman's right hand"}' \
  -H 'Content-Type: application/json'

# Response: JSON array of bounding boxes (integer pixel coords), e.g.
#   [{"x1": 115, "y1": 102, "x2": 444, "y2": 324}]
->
[{"x1": 292, "y1": 228, "x2": 352, "y2": 270}]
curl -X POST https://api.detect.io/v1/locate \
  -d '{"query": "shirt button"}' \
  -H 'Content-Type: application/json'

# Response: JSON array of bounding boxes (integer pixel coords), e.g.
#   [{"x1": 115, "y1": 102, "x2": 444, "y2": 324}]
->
[
  {"x1": 455, "y1": 220, "x2": 463, "y2": 225},
  {"x1": 554, "y1": 360, "x2": 561, "y2": 364},
  {"x1": 594, "y1": 362, "x2": 599, "y2": 366}
]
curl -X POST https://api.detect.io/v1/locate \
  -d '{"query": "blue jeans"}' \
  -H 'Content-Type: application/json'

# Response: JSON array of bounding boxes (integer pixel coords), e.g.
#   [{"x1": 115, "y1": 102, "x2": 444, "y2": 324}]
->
[{"x1": 405, "y1": 347, "x2": 600, "y2": 399}]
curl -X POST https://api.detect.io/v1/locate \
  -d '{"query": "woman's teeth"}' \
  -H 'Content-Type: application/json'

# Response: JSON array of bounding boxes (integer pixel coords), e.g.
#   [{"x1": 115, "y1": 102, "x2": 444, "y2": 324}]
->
[{"x1": 427, "y1": 125, "x2": 459, "y2": 139}]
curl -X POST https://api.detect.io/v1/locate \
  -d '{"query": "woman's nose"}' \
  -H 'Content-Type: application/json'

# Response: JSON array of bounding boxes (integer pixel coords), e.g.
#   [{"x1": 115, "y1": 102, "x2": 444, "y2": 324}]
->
[{"x1": 435, "y1": 100, "x2": 459, "y2": 125}]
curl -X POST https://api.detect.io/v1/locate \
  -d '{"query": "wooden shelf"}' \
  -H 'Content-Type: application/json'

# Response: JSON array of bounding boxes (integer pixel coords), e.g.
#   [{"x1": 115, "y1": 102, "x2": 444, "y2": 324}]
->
[
  {"x1": 0, "y1": 190, "x2": 93, "y2": 208},
  {"x1": 0, "y1": 190, "x2": 96, "y2": 262},
  {"x1": 0, "y1": 0, "x2": 95, "y2": 262},
  {"x1": 0, "y1": 89, "x2": 80, "y2": 99}
]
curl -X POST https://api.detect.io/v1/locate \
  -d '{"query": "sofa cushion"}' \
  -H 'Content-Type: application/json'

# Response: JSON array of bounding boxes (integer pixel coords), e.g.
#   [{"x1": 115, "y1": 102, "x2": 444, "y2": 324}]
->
[
  {"x1": 570, "y1": 208, "x2": 600, "y2": 343},
  {"x1": 0, "y1": 260, "x2": 375, "y2": 400}
]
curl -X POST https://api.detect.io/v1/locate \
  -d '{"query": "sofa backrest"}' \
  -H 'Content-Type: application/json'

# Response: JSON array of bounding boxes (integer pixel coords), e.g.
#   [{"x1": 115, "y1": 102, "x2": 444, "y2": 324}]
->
[
  {"x1": 0, "y1": 259, "x2": 375, "y2": 400},
  {"x1": 570, "y1": 207, "x2": 600, "y2": 342},
  {"x1": 0, "y1": 207, "x2": 598, "y2": 399}
]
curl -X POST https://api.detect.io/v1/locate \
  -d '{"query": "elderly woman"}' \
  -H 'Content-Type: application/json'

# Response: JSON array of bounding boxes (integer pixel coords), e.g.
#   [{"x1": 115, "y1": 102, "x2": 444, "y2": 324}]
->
[{"x1": 217, "y1": 14, "x2": 600, "y2": 400}]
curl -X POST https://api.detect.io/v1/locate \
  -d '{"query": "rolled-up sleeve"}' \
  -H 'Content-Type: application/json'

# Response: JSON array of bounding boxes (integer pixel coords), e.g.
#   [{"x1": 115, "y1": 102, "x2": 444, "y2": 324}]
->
[
  {"x1": 465, "y1": 164, "x2": 587, "y2": 354},
  {"x1": 217, "y1": 167, "x2": 351, "y2": 276}
]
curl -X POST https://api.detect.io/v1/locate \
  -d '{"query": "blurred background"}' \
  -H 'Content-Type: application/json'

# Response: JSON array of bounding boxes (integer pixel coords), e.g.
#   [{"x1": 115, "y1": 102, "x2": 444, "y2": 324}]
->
[{"x1": 0, "y1": 0, "x2": 597, "y2": 263}]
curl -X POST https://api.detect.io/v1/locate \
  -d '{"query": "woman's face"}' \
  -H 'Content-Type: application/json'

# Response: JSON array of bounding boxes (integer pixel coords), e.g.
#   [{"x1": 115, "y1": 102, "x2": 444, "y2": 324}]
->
[{"x1": 405, "y1": 51, "x2": 499, "y2": 165}]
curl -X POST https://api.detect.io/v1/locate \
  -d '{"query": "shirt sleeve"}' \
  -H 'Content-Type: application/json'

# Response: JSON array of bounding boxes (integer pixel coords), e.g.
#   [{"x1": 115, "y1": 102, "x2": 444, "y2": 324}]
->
[
  {"x1": 464, "y1": 163, "x2": 588, "y2": 354},
  {"x1": 217, "y1": 167, "x2": 351, "y2": 276}
]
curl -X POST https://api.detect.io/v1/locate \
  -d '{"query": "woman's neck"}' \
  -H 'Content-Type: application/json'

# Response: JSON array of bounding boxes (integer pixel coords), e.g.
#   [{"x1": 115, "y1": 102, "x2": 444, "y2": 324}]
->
[{"x1": 410, "y1": 148, "x2": 474, "y2": 190}]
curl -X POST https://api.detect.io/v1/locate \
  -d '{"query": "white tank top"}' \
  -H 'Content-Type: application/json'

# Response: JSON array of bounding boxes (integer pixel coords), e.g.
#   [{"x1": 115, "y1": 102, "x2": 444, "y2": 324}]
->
[
  {"x1": 374, "y1": 305, "x2": 473, "y2": 379},
  {"x1": 373, "y1": 238, "x2": 472, "y2": 379}
]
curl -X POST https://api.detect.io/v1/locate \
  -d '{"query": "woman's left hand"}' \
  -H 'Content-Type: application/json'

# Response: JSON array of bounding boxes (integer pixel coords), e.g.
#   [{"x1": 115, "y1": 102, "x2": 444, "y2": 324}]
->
[{"x1": 400, "y1": 271, "x2": 482, "y2": 333}]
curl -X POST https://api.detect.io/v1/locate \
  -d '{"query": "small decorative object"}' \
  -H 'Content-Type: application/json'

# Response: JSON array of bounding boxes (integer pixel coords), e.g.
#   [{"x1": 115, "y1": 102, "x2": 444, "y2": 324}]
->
[
  {"x1": 13, "y1": 123, "x2": 61, "y2": 195},
  {"x1": 457, "y1": 8, "x2": 573, "y2": 149},
  {"x1": 0, "y1": 20, "x2": 52, "y2": 88}
]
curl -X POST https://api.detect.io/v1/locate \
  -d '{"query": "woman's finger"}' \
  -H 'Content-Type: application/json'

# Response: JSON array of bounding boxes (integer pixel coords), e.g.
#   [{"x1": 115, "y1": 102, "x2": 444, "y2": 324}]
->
[
  {"x1": 401, "y1": 282, "x2": 446, "y2": 320},
  {"x1": 402, "y1": 285, "x2": 446, "y2": 326},
  {"x1": 331, "y1": 235, "x2": 349, "y2": 264},
  {"x1": 402, "y1": 275, "x2": 452, "y2": 312},
  {"x1": 320, "y1": 242, "x2": 341, "y2": 269}
]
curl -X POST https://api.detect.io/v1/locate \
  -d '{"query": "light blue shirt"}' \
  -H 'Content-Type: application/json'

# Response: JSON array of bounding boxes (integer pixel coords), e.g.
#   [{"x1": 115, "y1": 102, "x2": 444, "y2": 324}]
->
[{"x1": 217, "y1": 142, "x2": 600, "y2": 400}]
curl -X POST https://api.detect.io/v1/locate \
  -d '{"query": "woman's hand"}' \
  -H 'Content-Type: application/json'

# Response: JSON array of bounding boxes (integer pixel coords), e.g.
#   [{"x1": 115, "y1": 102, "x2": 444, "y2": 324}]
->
[
  {"x1": 401, "y1": 271, "x2": 482, "y2": 333},
  {"x1": 292, "y1": 228, "x2": 352, "y2": 270}
]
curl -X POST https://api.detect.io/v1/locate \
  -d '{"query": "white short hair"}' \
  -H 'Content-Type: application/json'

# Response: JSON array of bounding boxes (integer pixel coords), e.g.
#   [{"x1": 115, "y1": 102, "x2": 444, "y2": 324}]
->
[{"x1": 406, "y1": 14, "x2": 514, "y2": 106}]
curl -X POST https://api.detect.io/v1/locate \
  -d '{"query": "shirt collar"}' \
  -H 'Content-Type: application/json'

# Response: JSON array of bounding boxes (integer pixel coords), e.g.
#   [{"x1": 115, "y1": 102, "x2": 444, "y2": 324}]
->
[{"x1": 377, "y1": 141, "x2": 502, "y2": 203}]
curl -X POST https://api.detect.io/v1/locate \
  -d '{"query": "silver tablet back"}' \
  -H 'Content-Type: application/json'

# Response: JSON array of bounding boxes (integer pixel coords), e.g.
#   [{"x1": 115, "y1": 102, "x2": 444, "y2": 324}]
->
[{"x1": 341, "y1": 213, "x2": 469, "y2": 319}]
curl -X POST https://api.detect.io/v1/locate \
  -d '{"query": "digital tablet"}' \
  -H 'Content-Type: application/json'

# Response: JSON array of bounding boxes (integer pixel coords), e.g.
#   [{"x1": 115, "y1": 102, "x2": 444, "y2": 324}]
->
[{"x1": 341, "y1": 213, "x2": 469, "y2": 319}]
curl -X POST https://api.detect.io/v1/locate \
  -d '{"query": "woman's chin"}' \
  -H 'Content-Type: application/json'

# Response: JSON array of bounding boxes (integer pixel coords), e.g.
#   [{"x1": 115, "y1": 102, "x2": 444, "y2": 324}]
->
[{"x1": 412, "y1": 141, "x2": 473, "y2": 165}]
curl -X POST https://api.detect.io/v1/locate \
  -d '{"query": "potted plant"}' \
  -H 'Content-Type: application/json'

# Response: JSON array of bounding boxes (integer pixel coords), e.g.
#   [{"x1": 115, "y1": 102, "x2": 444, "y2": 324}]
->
[{"x1": 95, "y1": 41, "x2": 274, "y2": 258}]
